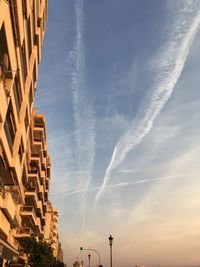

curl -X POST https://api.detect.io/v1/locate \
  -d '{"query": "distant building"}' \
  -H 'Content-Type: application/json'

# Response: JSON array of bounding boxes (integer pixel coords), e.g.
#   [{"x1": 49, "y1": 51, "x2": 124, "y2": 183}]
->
[
  {"x1": 73, "y1": 261, "x2": 84, "y2": 267},
  {"x1": 57, "y1": 241, "x2": 64, "y2": 262},
  {"x1": 0, "y1": 0, "x2": 63, "y2": 266}
]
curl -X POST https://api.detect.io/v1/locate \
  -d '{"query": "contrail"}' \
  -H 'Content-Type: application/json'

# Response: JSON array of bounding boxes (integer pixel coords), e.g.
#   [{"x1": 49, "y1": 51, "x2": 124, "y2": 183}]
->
[
  {"x1": 63, "y1": 172, "x2": 200, "y2": 196},
  {"x1": 69, "y1": 0, "x2": 96, "y2": 232},
  {"x1": 95, "y1": 1, "x2": 200, "y2": 201}
]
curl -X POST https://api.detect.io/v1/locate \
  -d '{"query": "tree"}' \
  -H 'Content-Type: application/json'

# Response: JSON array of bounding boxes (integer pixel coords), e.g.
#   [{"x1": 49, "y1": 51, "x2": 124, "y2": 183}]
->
[
  {"x1": 19, "y1": 236, "x2": 55, "y2": 267},
  {"x1": 53, "y1": 260, "x2": 66, "y2": 267}
]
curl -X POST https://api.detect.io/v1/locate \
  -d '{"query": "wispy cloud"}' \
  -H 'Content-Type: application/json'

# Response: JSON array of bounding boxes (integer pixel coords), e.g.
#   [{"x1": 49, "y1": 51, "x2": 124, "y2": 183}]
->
[
  {"x1": 95, "y1": 1, "x2": 200, "y2": 201},
  {"x1": 56, "y1": 172, "x2": 200, "y2": 197},
  {"x1": 68, "y1": 0, "x2": 96, "y2": 231}
]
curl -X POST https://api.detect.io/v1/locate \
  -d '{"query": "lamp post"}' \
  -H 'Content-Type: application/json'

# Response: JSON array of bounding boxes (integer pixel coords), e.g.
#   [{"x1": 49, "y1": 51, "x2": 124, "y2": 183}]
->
[
  {"x1": 108, "y1": 235, "x2": 113, "y2": 267},
  {"x1": 88, "y1": 254, "x2": 91, "y2": 267},
  {"x1": 80, "y1": 247, "x2": 101, "y2": 266}
]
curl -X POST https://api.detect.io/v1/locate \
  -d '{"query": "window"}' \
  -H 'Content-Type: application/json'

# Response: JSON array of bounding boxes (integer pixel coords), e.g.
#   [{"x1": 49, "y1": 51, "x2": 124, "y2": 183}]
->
[
  {"x1": 22, "y1": 0, "x2": 28, "y2": 19},
  {"x1": 19, "y1": 40, "x2": 27, "y2": 83},
  {"x1": 26, "y1": 16, "x2": 32, "y2": 59},
  {"x1": 29, "y1": 82, "x2": 33, "y2": 109},
  {"x1": 0, "y1": 144, "x2": 14, "y2": 186},
  {"x1": 32, "y1": 0, "x2": 36, "y2": 44},
  {"x1": 0, "y1": 145, "x2": 9, "y2": 171},
  {"x1": 10, "y1": 1, "x2": 20, "y2": 47},
  {"x1": 13, "y1": 76, "x2": 23, "y2": 117},
  {"x1": 24, "y1": 109, "x2": 29, "y2": 131},
  {"x1": 0, "y1": 23, "x2": 12, "y2": 79},
  {"x1": 18, "y1": 138, "x2": 24, "y2": 163},
  {"x1": 4, "y1": 101, "x2": 17, "y2": 153},
  {"x1": 33, "y1": 61, "x2": 37, "y2": 86}
]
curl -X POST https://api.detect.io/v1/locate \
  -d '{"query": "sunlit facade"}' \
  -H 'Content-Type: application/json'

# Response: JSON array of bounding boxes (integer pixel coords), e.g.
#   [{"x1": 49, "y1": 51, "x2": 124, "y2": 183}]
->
[
  {"x1": 44, "y1": 202, "x2": 63, "y2": 259},
  {"x1": 0, "y1": 0, "x2": 62, "y2": 266}
]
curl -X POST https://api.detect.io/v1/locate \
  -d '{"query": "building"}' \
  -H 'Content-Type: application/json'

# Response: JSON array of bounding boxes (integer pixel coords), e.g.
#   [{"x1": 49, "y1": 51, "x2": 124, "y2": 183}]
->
[
  {"x1": 57, "y1": 241, "x2": 64, "y2": 263},
  {"x1": 73, "y1": 261, "x2": 84, "y2": 267},
  {"x1": 44, "y1": 201, "x2": 63, "y2": 259},
  {"x1": 0, "y1": 0, "x2": 63, "y2": 266}
]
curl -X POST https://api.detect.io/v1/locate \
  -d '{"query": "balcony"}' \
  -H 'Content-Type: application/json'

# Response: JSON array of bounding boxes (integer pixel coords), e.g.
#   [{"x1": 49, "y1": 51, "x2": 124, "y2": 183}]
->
[
  {"x1": 25, "y1": 187, "x2": 42, "y2": 216},
  {"x1": 33, "y1": 129, "x2": 45, "y2": 149},
  {"x1": 47, "y1": 167, "x2": 50, "y2": 179},
  {"x1": 2, "y1": 192, "x2": 16, "y2": 222},
  {"x1": 44, "y1": 190, "x2": 48, "y2": 201},
  {"x1": 35, "y1": 217, "x2": 42, "y2": 235},
  {"x1": 36, "y1": 200, "x2": 42, "y2": 217},
  {"x1": 25, "y1": 187, "x2": 39, "y2": 202},
  {"x1": 15, "y1": 227, "x2": 34, "y2": 239},
  {"x1": 20, "y1": 206, "x2": 37, "y2": 227},
  {"x1": 0, "y1": 210, "x2": 10, "y2": 236},
  {"x1": 31, "y1": 144, "x2": 42, "y2": 161},
  {"x1": 28, "y1": 170, "x2": 41, "y2": 189},
  {"x1": 42, "y1": 203, "x2": 47, "y2": 213},
  {"x1": 33, "y1": 116, "x2": 45, "y2": 129},
  {"x1": 13, "y1": 205, "x2": 22, "y2": 228},
  {"x1": 41, "y1": 217, "x2": 45, "y2": 226},
  {"x1": 38, "y1": 185, "x2": 44, "y2": 201},
  {"x1": 0, "y1": 163, "x2": 15, "y2": 186}
]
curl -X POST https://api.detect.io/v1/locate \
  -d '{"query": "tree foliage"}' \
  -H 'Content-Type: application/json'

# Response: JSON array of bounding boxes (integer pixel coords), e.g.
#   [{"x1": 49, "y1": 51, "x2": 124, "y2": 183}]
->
[{"x1": 19, "y1": 236, "x2": 65, "y2": 267}]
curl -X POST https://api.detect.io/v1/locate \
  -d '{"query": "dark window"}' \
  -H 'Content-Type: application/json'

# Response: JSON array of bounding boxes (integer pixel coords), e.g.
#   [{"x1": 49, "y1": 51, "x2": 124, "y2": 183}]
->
[
  {"x1": 18, "y1": 138, "x2": 24, "y2": 163},
  {"x1": 43, "y1": 13, "x2": 45, "y2": 30},
  {"x1": 22, "y1": 0, "x2": 28, "y2": 19},
  {"x1": 32, "y1": 1, "x2": 36, "y2": 44},
  {"x1": 13, "y1": 76, "x2": 23, "y2": 117},
  {"x1": 26, "y1": 16, "x2": 32, "y2": 58},
  {"x1": 36, "y1": 0, "x2": 39, "y2": 18},
  {"x1": 24, "y1": 109, "x2": 29, "y2": 131},
  {"x1": 29, "y1": 82, "x2": 33, "y2": 109},
  {"x1": 19, "y1": 40, "x2": 27, "y2": 83},
  {"x1": 10, "y1": 2, "x2": 20, "y2": 47},
  {"x1": 0, "y1": 145, "x2": 9, "y2": 171},
  {"x1": 0, "y1": 23, "x2": 12, "y2": 79},
  {"x1": 4, "y1": 101, "x2": 17, "y2": 153},
  {"x1": 33, "y1": 62, "x2": 37, "y2": 86}
]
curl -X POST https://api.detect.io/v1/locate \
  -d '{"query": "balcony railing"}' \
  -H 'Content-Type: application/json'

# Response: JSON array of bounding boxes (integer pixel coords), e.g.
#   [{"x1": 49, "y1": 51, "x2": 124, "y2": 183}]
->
[
  {"x1": 16, "y1": 227, "x2": 34, "y2": 235},
  {"x1": 20, "y1": 206, "x2": 37, "y2": 219},
  {"x1": 25, "y1": 187, "x2": 39, "y2": 202},
  {"x1": 2, "y1": 191, "x2": 16, "y2": 222},
  {"x1": 34, "y1": 123, "x2": 44, "y2": 128}
]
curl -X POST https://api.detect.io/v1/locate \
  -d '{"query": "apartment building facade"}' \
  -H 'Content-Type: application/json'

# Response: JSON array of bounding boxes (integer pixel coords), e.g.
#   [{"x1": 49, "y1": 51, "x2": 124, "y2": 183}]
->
[
  {"x1": 0, "y1": 0, "x2": 63, "y2": 266},
  {"x1": 44, "y1": 202, "x2": 61, "y2": 259}
]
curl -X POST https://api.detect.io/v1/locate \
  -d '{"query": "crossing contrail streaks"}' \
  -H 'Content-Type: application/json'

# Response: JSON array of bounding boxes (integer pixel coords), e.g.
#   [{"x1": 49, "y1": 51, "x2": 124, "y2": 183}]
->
[
  {"x1": 95, "y1": 1, "x2": 200, "y2": 201},
  {"x1": 62, "y1": 173, "x2": 200, "y2": 197}
]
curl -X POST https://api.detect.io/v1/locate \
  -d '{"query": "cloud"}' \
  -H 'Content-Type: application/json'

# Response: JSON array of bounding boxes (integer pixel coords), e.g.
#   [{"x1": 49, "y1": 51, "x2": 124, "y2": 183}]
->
[
  {"x1": 69, "y1": 0, "x2": 95, "y2": 187},
  {"x1": 51, "y1": 172, "x2": 200, "y2": 198},
  {"x1": 68, "y1": 0, "x2": 96, "y2": 232},
  {"x1": 95, "y1": 1, "x2": 200, "y2": 201}
]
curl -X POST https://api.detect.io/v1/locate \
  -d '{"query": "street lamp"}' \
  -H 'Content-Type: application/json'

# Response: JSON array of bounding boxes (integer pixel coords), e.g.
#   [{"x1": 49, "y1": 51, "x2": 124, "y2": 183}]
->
[
  {"x1": 88, "y1": 254, "x2": 91, "y2": 267},
  {"x1": 80, "y1": 247, "x2": 101, "y2": 266},
  {"x1": 108, "y1": 235, "x2": 113, "y2": 267}
]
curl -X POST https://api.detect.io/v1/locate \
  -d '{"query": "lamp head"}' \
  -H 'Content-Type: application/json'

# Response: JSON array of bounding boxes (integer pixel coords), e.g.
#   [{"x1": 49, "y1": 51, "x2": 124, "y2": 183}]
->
[{"x1": 108, "y1": 234, "x2": 113, "y2": 245}]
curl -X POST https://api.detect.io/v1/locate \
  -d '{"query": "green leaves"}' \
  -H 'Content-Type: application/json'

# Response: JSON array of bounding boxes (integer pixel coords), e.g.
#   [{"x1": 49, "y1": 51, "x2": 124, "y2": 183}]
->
[{"x1": 19, "y1": 236, "x2": 64, "y2": 267}]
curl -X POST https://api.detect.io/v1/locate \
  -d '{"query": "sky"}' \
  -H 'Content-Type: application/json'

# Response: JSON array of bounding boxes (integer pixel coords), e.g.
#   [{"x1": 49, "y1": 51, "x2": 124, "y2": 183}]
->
[{"x1": 36, "y1": 1, "x2": 200, "y2": 267}]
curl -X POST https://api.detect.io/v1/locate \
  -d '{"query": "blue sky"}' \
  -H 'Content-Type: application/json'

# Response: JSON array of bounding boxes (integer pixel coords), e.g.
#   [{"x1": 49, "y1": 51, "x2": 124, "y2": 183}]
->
[{"x1": 36, "y1": 1, "x2": 200, "y2": 266}]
